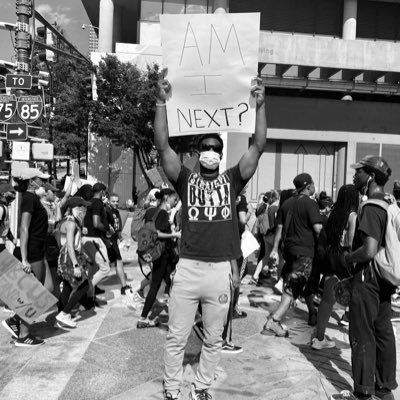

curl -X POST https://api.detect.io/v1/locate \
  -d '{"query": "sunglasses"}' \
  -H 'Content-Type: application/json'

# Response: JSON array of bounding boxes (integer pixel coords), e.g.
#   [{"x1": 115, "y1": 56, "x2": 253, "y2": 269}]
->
[{"x1": 200, "y1": 144, "x2": 223, "y2": 153}]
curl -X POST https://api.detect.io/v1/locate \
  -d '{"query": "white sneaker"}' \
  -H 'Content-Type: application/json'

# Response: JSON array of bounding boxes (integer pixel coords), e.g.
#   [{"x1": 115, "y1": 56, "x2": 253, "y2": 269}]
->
[
  {"x1": 311, "y1": 337, "x2": 335, "y2": 350},
  {"x1": 56, "y1": 312, "x2": 77, "y2": 328}
]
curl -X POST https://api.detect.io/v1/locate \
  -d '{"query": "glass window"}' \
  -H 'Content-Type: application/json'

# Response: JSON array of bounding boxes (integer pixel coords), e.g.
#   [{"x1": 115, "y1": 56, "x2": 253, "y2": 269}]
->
[
  {"x1": 141, "y1": 0, "x2": 163, "y2": 21},
  {"x1": 186, "y1": 0, "x2": 209, "y2": 14},
  {"x1": 164, "y1": 0, "x2": 185, "y2": 14}
]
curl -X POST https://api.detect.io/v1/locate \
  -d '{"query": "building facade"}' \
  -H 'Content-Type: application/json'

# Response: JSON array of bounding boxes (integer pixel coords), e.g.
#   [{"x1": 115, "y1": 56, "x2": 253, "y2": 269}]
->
[{"x1": 82, "y1": 0, "x2": 400, "y2": 202}]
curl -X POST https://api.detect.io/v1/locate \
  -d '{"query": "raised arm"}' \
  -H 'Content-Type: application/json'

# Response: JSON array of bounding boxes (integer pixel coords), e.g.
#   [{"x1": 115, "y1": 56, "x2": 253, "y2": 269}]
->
[
  {"x1": 154, "y1": 73, "x2": 182, "y2": 183},
  {"x1": 239, "y1": 79, "x2": 267, "y2": 181}
]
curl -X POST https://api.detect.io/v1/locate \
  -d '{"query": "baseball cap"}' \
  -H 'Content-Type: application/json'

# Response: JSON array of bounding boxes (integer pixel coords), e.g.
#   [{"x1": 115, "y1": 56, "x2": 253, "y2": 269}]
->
[
  {"x1": 43, "y1": 182, "x2": 58, "y2": 192},
  {"x1": 350, "y1": 155, "x2": 390, "y2": 177},
  {"x1": 293, "y1": 173, "x2": 313, "y2": 191},
  {"x1": 66, "y1": 196, "x2": 91, "y2": 208},
  {"x1": 12, "y1": 167, "x2": 50, "y2": 180},
  {"x1": 0, "y1": 183, "x2": 16, "y2": 194}
]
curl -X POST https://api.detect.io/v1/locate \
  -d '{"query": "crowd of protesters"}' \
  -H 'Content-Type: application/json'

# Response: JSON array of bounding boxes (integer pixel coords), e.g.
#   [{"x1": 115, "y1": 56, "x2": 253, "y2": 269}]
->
[{"x1": 0, "y1": 76, "x2": 398, "y2": 400}]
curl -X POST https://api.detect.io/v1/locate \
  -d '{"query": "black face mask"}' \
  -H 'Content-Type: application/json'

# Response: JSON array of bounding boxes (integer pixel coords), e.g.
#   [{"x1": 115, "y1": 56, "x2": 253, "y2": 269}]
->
[{"x1": 4, "y1": 194, "x2": 16, "y2": 204}]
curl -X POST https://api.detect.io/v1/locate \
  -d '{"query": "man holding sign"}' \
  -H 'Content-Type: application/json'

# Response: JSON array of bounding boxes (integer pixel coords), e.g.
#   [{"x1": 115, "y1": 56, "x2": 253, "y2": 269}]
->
[{"x1": 155, "y1": 74, "x2": 266, "y2": 400}]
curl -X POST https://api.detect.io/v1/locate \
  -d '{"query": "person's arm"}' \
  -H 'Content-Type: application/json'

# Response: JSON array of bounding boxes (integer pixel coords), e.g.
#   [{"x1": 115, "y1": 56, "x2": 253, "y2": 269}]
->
[
  {"x1": 347, "y1": 212, "x2": 357, "y2": 246},
  {"x1": 20, "y1": 212, "x2": 32, "y2": 273},
  {"x1": 270, "y1": 224, "x2": 283, "y2": 263},
  {"x1": 313, "y1": 223, "x2": 323, "y2": 239},
  {"x1": 157, "y1": 230, "x2": 181, "y2": 240},
  {"x1": 59, "y1": 176, "x2": 74, "y2": 209},
  {"x1": 6, "y1": 230, "x2": 16, "y2": 245},
  {"x1": 230, "y1": 259, "x2": 240, "y2": 289},
  {"x1": 238, "y1": 210, "x2": 247, "y2": 226},
  {"x1": 65, "y1": 220, "x2": 81, "y2": 278},
  {"x1": 345, "y1": 234, "x2": 379, "y2": 266},
  {"x1": 238, "y1": 79, "x2": 267, "y2": 181},
  {"x1": 154, "y1": 72, "x2": 181, "y2": 183}
]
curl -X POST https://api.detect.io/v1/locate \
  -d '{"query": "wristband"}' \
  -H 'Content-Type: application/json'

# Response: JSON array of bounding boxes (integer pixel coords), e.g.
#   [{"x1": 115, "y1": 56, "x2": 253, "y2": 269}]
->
[{"x1": 156, "y1": 102, "x2": 166, "y2": 107}]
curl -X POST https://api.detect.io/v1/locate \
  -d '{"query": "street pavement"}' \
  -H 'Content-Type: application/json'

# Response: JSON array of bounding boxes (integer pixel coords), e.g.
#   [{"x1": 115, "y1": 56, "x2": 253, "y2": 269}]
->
[{"x1": 0, "y1": 242, "x2": 400, "y2": 400}]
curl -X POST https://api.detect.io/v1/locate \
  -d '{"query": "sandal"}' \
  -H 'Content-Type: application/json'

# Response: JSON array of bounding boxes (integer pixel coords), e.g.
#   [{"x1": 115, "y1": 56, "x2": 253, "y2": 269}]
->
[{"x1": 137, "y1": 318, "x2": 159, "y2": 329}]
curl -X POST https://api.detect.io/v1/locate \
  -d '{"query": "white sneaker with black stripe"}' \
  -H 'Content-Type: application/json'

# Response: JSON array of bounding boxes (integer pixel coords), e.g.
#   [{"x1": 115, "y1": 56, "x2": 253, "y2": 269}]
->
[{"x1": 14, "y1": 334, "x2": 44, "y2": 347}]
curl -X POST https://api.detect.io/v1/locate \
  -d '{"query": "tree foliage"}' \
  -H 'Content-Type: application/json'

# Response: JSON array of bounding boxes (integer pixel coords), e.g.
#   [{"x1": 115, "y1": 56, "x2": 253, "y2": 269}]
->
[{"x1": 90, "y1": 55, "x2": 161, "y2": 172}]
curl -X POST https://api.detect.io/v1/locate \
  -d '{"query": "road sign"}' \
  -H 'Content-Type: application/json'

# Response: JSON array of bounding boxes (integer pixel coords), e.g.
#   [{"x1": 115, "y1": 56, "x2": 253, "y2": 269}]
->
[
  {"x1": 0, "y1": 94, "x2": 17, "y2": 122},
  {"x1": 17, "y1": 95, "x2": 43, "y2": 124},
  {"x1": 6, "y1": 122, "x2": 28, "y2": 141},
  {"x1": 5, "y1": 74, "x2": 32, "y2": 90}
]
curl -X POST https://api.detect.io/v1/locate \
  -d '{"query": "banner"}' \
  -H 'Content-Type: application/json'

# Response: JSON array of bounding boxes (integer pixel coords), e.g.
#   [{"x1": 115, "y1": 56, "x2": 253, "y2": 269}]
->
[
  {"x1": 160, "y1": 13, "x2": 260, "y2": 136},
  {"x1": 0, "y1": 250, "x2": 57, "y2": 324}
]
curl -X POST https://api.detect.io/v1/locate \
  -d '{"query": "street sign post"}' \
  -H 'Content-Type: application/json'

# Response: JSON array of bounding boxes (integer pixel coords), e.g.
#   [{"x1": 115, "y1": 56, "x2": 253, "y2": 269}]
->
[
  {"x1": 5, "y1": 74, "x2": 32, "y2": 90},
  {"x1": 17, "y1": 95, "x2": 43, "y2": 124},
  {"x1": 0, "y1": 94, "x2": 17, "y2": 122},
  {"x1": 6, "y1": 122, "x2": 28, "y2": 141}
]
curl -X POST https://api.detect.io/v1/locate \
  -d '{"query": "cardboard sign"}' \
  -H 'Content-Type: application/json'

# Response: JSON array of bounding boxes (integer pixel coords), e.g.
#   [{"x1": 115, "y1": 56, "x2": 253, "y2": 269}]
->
[
  {"x1": 160, "y1": 13, "x2": 260, "y2": 136},
  {"x1": 0, "y1": 250, "x2": 57, "y2": 324}
]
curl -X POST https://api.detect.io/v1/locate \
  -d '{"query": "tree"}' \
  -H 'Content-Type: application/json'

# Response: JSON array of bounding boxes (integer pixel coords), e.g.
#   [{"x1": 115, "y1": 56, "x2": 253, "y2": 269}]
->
[{"x1": 90, "y1": 55, "x2": 161, "y2": 187}]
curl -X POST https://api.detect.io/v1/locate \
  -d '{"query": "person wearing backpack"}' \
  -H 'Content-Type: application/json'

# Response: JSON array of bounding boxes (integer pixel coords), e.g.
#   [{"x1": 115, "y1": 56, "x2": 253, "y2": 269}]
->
[
  {"x1": 137, "y1": 188, "x2": 181, "y2": 328},
  {"x1": 331, "y1": 156, "x2": 397, "y2": 400}
]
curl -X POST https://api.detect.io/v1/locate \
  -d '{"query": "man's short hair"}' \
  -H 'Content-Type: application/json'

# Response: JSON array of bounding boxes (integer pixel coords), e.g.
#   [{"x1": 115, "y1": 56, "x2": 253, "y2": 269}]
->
[
  {"x1": 93, "y1": 182, "x2": 107, "y2": 193},
  {"x1": 197, "y1": 133, "x2": 224, "y2": 151}
]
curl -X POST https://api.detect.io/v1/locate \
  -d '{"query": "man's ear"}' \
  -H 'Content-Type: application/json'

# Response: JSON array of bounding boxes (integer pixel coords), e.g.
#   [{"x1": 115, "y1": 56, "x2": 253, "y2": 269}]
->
[{"x1": 219, "y1": 153, "x2": 223, "y2": 160}]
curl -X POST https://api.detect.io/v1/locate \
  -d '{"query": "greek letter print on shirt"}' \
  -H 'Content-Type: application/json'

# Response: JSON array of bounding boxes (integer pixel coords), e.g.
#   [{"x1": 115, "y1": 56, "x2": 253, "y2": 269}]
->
[
  {"x1": 173, "y1": 165, "x2": 248, "y2": 262},
  {"x1": 187, "y1": 172, "x2": 232, "y2": 222}
]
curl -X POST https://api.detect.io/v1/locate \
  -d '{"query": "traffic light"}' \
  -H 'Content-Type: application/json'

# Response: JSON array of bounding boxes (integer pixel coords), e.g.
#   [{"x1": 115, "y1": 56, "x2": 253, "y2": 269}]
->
[
  {"x1": 85, "y1": 74, "x2": 93, "y2": 99},
  {"x1": 36, "y1": 26, "x2": 55, "y2": 62}
]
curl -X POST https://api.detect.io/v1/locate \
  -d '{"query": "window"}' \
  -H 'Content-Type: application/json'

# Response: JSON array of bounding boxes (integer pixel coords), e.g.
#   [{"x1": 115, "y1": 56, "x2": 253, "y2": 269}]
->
[
  {"x1": 141, "y1": 0, "x2": 163, "y2": 21},
  {"x1": 164, "y1": 0, "x2": 185, "y2": 14},
  {"x1": 141, "y1": 0, "x2": 211, "y2": 20}
]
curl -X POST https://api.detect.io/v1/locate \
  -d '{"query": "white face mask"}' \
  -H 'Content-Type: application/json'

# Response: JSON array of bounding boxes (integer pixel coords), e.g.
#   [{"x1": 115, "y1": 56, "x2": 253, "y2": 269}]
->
[{"x1": 199, "y1": 151, "x2": 221, "y2": 170}]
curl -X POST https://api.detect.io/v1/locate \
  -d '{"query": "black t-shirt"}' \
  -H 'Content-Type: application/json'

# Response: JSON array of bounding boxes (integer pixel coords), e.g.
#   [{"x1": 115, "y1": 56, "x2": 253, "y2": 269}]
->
[
  {"x1": 277, "y1": 194, "x2": 322, "y2": 258},
  {"x1": 20, "y1": 191, "x2": 48, "y2": 245},
  {"x1": 236, "y1": 194, "x2": 248, "y2": 236},
  {"x1": 353, "y1": 193, "x2": 387, "y2": 271},
  {"x1": 172, "y1": 164, "x2": 248, "y2": 262},
  {"x1": 84, "y1": 198, "x2": 108, "y2": 237},
  {"x1": 145, "y1": 207, "x2": 171, "y2": 234}
]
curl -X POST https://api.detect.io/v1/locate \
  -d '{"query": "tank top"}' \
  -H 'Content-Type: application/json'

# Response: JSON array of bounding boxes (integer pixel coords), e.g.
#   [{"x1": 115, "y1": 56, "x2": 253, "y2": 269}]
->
[{"x1": 59, "y1": 216, "x2": 82, "y2": 252}]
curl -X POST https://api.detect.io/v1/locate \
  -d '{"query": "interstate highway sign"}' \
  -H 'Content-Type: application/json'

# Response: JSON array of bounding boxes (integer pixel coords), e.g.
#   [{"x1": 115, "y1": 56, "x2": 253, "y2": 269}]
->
[
  {"x1": 17, "y1": 95, "x2": 43, "y2": 124},
  {"x1": 6, "y1": 122, "x2": 28, "y2": 141},
  {"x1": 0, "y1": 95, "x2": 17, "y2": 122}
]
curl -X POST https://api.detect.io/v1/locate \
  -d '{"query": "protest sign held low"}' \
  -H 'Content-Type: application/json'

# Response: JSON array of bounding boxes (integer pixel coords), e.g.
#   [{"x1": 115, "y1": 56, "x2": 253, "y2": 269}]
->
[
  {"x1": 160, "y1": 12, "x2": 260, "y2": 137},
  {"x1": 0, "y1": 250, "x2": 58, "y2": 324}
]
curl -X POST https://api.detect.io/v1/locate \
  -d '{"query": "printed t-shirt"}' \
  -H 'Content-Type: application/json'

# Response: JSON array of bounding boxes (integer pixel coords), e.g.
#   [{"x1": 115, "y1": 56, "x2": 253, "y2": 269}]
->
[
  {"x1": 277, "y1": 194, "x2": 322, "y2": 258},
  {"x1": 172, "y1": 164, "x2": 248, "y2": 262},
  {"x1": 84, "y1": 198, "x2": 108, "y2": 237},
  {"x1": 106, "y1": 206, "x2": 122, "y2": 241},
  {"x1": 20, "y1": 191, "x2": 49, "y2": 261},
  {"x1": 353, "y1": 193, "x2": 387, "y2": 271}
]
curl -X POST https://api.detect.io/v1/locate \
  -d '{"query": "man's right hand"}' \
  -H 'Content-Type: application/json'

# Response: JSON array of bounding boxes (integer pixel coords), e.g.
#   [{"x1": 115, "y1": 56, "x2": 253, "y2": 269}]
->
[
  {"x1": 21, "y1": 260, "x2": 31, "y2": 274},
  {"x1": 156, "y1": 69, "x2": 171, "y2": 102}
]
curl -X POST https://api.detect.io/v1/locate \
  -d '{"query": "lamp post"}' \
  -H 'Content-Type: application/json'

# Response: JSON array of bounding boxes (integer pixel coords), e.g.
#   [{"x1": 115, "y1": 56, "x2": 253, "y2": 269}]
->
[{"x1": 82, "y1": 24, "x2": 99, "y2": 54}]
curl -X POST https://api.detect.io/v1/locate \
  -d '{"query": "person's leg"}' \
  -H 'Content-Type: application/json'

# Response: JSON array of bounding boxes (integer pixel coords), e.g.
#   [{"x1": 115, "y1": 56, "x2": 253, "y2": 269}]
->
[
  {"x1": 43, "y1": 258, "x2": 54, "y2": 293},
  {"x1": 374, "y1": 278, "x2": 397, "y2": 395},
  {"x1": 194, "y1": 260, "x2": 230, "y2": 391},
  {"x1": 63, "y1": 281, "x2": 90, "y2": 314},
  {"x1": 140, "y1": 254, "x2": 168, "y2": 319},
  {"x1": 115, "y1": 259, "x2": 127, "y2": 287},
  {"x1": 58, "y1": 279, "x2": 73, "y2": 312},
  {"x1": 90, "y1": 239, "x2": 111, "y2": 288},
  {"x1": 315, "y1": 275, "x2": 338, "y2": 341},
  {"x1": 349, "y1": 270, "x2": 379, "y2": 397},
  {"x1": 164, "y1": 258, "x2": 201, "y2": 397}
]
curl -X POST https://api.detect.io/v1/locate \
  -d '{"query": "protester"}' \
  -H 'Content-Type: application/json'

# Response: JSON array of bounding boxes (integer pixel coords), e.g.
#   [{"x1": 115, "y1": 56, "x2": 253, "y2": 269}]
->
[
  {"x1": 137, "y1": 188, "x2": 180, "y2": 328},
  {"x1": 154, "y1": 74, "x2": 267, "y2": 400},
  {"x1": 0, "y1": 183, "x2": 17, "y2": 252},
  {"x1": 332, "y1": 156, "x2": 397, "y2": 400},
  {"x1": 312, "y1": 184, "x2": 358, "y2": 350},
  {"x1": 56, "y1": 197, "x2": 91, "y2": 328},
  {"x1": 105, "y1": 193, "x2": 131, "y2": 295},
  {"x1": 261, "y1": 173, "x2": 322, "y2": 337},
  {"x1": 2, "y1": 168, "x2": 50, "y2": 346}
]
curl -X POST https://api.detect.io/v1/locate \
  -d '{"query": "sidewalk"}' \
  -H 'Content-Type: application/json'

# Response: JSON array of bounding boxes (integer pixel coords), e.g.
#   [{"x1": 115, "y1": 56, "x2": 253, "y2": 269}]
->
[{"x1": 0, "y1": 244, "x2": 399, "y2": 399}]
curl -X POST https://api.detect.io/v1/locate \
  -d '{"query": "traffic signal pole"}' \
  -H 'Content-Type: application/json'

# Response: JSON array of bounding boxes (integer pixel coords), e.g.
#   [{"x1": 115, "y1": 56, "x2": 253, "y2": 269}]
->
[{"x1": 15, "y1": 0, "x2": 32, "y2": 75}]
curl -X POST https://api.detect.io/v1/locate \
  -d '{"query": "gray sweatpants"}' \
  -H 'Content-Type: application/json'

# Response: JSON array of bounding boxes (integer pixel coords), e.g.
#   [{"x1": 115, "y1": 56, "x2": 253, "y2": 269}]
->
[{"x1": 164, "y1": 258, "x2": 231, "y2": 394}]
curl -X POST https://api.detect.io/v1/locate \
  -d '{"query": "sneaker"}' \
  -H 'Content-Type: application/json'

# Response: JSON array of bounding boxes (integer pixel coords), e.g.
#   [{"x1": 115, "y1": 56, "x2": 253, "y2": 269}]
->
[
  {"x1": 56, "y1": 312, "x2": 77, "y2": 328},
  {"x1": 329, "y1": 391, "x2": 358, "y2": 400},
  {"x1": 311, "y1": 337, "x2": 336, "y2": 350},
  {"x1": 308, "y1": 311, "x2": 318, "y2": 326},
  {"x1": 137, "y1": 289, "x2": 145, "y2": 301},
  {"x1": 3, "y1": 305, "x2": 13, "y2": 313},
  {"x1": 232, "y1": 310, "x2": 247, "y2": 319},
  {"x1": 163, "y1": 381, "x2": 180, "y2": 400},
  {"x1": 260, "y1": 317, "x2": 289, "y2": 337},
  {"x1": 221, "y1": 342, "x2": 243, "y2": 354},
  {"x1": 95, "y1": 286, "x2": 105, "y2": 295},
  {"x1": 189, "y1": 383, "x2": 212, "y2": 400},
  {"x1": 136, "y1": 317, "x2": 159, "y2": 329},
  {"x1": 14, "y1": 334, "x2": 45, "y2": 347},
  {"x1": 391, "y1": 295, "x2": 400, "y2": 309},
  {"x1": 339, "y1": 311, "x2": 350, "y2": 326},
  {"x1": 2, "y1": 317, "x2": 20, "y2": 338},
  {"x1": 248, "y1": 276, "x2": 259, "y2": 285},
  {"x1": 391, "y1": 309, "x2": 400, "y2": 322},
  {"x1": 375, "y1": 388, "x2": 395, "y2": 400},
  {"x1": 120, "y1": 284, "x2": 132, "y2": 295}
]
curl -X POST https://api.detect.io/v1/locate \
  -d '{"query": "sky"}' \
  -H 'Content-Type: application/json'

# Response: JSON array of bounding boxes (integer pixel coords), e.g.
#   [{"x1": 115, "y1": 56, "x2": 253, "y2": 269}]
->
[{"x1": 0, "y1": 0, "x2": 91, "y2": 64}]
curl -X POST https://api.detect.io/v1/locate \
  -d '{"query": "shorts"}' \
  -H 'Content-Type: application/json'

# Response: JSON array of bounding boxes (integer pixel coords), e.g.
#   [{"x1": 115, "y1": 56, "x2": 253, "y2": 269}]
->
[
  {"x1": 281, "y1": 254, "x2": 313, "y2": 299},
  {"x1": 107, "y1": 240, "x2": 122, "y2": 263}
]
